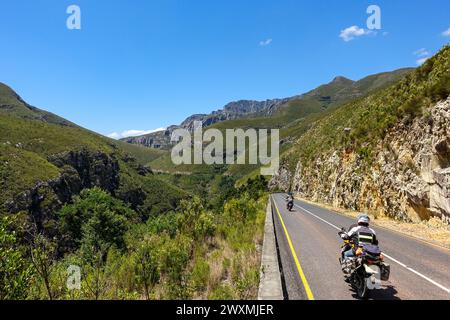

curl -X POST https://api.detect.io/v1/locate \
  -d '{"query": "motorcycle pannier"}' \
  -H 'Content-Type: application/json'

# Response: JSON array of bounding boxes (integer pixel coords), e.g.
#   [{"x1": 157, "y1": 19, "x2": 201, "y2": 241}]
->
[{"x1": 380, "y1": 262, "x2": 390, "y2": 281}]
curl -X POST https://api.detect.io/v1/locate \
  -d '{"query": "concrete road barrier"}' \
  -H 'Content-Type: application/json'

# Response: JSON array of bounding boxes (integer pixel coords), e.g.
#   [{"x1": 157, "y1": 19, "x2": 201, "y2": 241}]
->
[{"x1": 258, "y1": 200, "x2": 284, "y2": 300}]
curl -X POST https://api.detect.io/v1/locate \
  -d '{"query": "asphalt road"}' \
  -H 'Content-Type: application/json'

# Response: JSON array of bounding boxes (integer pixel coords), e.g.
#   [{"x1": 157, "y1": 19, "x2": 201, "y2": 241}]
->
[{"x1": 271, "y1": 193, "x2": 450, "y2": 300}]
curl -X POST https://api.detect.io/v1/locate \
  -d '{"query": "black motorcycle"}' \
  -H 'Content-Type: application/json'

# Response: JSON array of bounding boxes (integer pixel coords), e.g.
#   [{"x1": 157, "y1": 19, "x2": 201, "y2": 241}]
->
[
  {"x1": 286, "y1": 200, "x2": 294, "y2": 211},
  {"x1": 338, "y1": 228, "x2": 390, "y2": 299}
]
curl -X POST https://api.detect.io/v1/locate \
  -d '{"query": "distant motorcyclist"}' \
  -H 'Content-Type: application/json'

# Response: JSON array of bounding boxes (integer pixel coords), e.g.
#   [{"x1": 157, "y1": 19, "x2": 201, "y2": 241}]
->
[
  {"x1": 341, "y1": 214, "x2": 377, "y2": 259},
  {"x1": 286, "y1": 193, "x2": 294, "y2": 211},
  {"x1": 285, "y1": 193, "x2": 294, "y2": 202}
]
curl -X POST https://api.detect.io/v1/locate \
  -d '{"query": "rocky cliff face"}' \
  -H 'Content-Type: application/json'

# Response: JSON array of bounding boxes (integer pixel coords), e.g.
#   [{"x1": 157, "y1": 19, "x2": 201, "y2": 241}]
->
[
  {"x1": 123, "y1": 97, "x2": 294, "y2": 149},
  {"x1": 123, "y1": 129, "x2": 173, "y2": 149},
  {"x1": 272, "y1": 97, "x2": 450, "y2": 223},
  {"x1": 5, "y1": 149, "x2": 122, "y2": 232}
]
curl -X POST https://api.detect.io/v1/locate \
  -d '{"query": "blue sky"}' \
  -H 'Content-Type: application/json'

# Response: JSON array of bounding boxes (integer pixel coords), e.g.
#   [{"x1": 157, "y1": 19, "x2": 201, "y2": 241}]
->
[{"x1": 1, "y1": 0, "x2": 449, "y2": 138}]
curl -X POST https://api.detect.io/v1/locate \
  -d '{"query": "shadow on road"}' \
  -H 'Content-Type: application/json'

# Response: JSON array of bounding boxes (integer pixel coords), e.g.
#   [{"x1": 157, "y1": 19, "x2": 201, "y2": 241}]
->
[{"x1": 349, "y1": 285, "x2": 401, "y2": 300}]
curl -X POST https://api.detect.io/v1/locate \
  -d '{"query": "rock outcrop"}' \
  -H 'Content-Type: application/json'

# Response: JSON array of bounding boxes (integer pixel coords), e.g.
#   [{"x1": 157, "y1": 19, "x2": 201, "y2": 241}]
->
[
  {"x1": 123, "y1": 98, "x2": 293, "y2": 149},
  {"x1": 273, "y1": 97, "x2": 450, "y2": 223},
  {"x1": 5, "y1": 149, "x2": 121, "y2": 231}
]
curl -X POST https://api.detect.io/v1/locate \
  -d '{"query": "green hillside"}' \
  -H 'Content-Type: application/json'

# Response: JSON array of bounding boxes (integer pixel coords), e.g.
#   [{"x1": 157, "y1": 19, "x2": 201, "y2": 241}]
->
[
  {"x1": 208, "y1": 68, "x2": 413, "y2": 180},
  {"x1": 211, "y1": 68, "x2": 412, "y2": 134},
  {"x1": 0, "y1": 83, "x2": 77, "y2": 127},
  {"x1": 284, "y1": 45, "x2": 450, "y2": 172},
  {"x1": 146, "y1": 68, "x2": 413, "y2": 185},
  {"x1": 0, "y1": 84, "x2": 186, "y2": 225},
  {"x1": 0, "y1": 83, "x2": 268, "y2": 300}
]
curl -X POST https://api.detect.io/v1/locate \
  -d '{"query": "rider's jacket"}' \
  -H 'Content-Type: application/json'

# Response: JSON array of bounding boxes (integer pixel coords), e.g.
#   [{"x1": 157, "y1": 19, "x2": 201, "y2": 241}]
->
[{"x1": 347, "y1": 225, "x2": 377, "y2": 246}]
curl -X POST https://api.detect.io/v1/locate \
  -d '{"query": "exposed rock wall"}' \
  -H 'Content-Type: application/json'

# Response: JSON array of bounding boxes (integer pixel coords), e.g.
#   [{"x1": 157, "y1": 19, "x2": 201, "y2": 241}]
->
[
  {"x1": 272, "y1": 98, "x2": 450, "y2": 223},
  {"x1": 123, "y1": 98, "x2": 293, "y2": 149},
  {"x1": 5, "y1": 149, "x2": 121, "y2": 231}
]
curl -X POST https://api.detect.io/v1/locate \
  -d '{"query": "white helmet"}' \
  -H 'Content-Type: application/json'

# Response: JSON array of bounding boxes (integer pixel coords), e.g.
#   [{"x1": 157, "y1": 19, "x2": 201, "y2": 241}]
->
[{"x1": 357, "y1": 214, "x2": 370, "y2": 224}]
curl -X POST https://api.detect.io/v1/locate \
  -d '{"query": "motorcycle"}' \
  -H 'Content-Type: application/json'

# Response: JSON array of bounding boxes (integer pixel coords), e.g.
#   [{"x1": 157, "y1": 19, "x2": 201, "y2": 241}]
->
[
  {"x1": 285, "y1": 194, "x2": 294, "y2": 211},
  {"x1": 338, "y1": 228, "x2": 390, "y2": 299},
  {"x1": 286, "y1": 200, "x2": 294, "y2": 211}
]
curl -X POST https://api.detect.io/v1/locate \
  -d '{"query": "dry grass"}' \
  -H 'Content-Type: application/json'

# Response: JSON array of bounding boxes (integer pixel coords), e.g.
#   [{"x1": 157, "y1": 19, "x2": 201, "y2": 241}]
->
[{"x1": 192, "y1": 235, "x2": 262, "y2": 299}]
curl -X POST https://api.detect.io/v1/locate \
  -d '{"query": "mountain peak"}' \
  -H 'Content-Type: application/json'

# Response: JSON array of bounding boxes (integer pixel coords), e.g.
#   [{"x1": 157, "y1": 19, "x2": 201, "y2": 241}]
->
[{"x1": 331, "y1": 76, "x2": 353, "y2": 84}]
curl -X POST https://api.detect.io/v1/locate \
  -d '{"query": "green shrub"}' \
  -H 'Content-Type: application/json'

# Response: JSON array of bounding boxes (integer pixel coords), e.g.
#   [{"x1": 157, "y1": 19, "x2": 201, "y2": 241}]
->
[
  {"x1": 357, "y1": 146, "x2": 372, "y2": 160},
  {"x1": 428, "y1": 74, "x2": 450, "y2": 103},
  {"x1": 208, "y1": 284, "x2": 235, "y2": 300},
  {"x1": 104, "y1": 249, "x2": 139, "y2": 299},
  {"x1": 0, "y1": 215, "x2": 34, "y2": 300},
  {"x1": 132, "y1": 237, "x2": 160, "y2": 300},
  {"x1": 178, "y1": 197, "x2": 216, "y2": 241},
  {"x1": 146, "y1": 212, "x2": 180, "y2": 238},
  {"x1": 159, "y1": 234, "x2": 192, "y2": 299},
  {"x1": 223, "y1": 196, "x2": 258, "y2": 225},
  {"x1": 29, "y1": 234, "x2": 58, "y2": 300},
  {"x1": 58, "y1": 188, "x2": 137, "y2": 254},
  {"x1": 237, "y1": 176, "x2": 267, "y2": 200},
  {"x1": 399, "y1": 97, "x2": 424, "y2": 117},
  {"x1": 235, "y1": 267, "x2": 260, "y2": 299},
  {"x1": 190, "y1": 257, "x2": 210, "y2": 291}
]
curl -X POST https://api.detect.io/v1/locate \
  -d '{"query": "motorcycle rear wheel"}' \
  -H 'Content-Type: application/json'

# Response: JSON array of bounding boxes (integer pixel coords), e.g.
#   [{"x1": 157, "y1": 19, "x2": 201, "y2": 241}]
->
[{"x1": 355, "y1": 275, "x2": 368, "y2": 299}]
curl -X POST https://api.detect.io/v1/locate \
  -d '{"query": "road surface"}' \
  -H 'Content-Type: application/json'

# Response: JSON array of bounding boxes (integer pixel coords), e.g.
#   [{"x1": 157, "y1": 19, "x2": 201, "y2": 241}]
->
[{"x1": 271, "y1": 193, "x2": 450, "y2": 300}]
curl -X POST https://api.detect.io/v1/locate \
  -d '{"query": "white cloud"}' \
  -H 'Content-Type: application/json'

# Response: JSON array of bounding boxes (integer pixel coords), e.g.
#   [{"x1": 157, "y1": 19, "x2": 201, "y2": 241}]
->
[
  {"x1": 413, "y1": 48, "x2": 431, "y2": 66},
  {"x1": 259, "y1": 38, "x2": 272, "y2": 46},
  {"x1": 107, "y1": 128, "x2": 166, "y2": 140},
  {"x1": 414, "y1": 48, "x2": 430, "y2": 57},
  {"x1": 416, "y1": 57, "x2": 429, "y2": 66},
  {"x1": 339, "y1": 25, "x2": 375, "y2": 42},
  {"x1": 442, "y1": 28, "x2": 450, "y2": 37}
]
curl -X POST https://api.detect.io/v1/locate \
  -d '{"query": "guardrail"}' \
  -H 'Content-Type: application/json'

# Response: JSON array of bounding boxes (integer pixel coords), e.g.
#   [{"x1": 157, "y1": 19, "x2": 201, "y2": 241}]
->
[{"x1": 258, "y1": 200, "x2": 284, "y2": 300}]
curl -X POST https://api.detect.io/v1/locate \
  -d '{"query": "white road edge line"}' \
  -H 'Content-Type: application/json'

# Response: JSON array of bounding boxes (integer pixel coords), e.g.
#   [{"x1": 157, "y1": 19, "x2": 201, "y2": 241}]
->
[{"x1": 289, "y1": 200, "x2": 450, "y2": 295}]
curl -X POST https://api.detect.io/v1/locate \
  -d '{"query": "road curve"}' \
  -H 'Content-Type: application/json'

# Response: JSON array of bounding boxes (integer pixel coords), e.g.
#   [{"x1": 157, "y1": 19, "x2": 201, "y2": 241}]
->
[{"x1": 271, "y1": 193, "x2": 450, "y2": 300}]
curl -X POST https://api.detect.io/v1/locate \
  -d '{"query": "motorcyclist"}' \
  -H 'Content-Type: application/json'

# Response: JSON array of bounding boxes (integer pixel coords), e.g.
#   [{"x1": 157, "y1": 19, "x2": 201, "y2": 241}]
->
[
  {"x1": 286, "y1": 193, "x2": 294, "y2": 202},
  {"x1": 286, "y1": 193, "x2": 294, "y2": 211},
  {"x1": 341, "y1": 214, "x2": 377, "y2": 259}
]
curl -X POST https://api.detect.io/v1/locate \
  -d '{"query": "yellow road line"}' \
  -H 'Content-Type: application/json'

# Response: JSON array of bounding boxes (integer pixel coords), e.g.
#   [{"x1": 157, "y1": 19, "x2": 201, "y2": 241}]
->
[{"x1": 272, "y1": 196, "x2": 315, "y2": 300}]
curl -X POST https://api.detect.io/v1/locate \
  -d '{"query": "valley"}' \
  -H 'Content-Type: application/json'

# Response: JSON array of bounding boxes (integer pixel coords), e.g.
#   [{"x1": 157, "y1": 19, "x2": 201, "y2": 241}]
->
[{"x1": 1, "y1": 45, "x2": 449, "y2": 301}]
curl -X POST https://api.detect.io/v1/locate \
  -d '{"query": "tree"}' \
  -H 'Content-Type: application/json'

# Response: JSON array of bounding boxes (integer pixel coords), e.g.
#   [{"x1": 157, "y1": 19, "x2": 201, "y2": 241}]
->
[
  {"x1": 80, "y1": 208, "x2": 128, "y2": 263},
  {"x1": 78, "y1": 204, "x2": 128, "y2": 300},
  {"x1": 58, "y1": 188, "x2": 137, "y2": 254}
]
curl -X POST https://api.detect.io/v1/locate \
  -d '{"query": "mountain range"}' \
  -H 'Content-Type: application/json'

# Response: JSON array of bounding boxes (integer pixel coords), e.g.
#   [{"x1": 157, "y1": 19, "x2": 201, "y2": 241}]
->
[
  {"x1": 122, "y1": 68, "x2": 412, "y2": 150},
  {"x1": 2, "y1": 46, "x2": 450, "y2": 227}
]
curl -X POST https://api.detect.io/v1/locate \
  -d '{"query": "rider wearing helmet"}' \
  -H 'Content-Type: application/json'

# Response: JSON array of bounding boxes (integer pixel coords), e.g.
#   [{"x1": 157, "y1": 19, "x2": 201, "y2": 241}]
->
[
  {"x1": 342, "y1": 214, "x2": 377, "y2": 259},
  {"x1": 286, "y1": 193, "x2": 294, "y2": 202}
]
